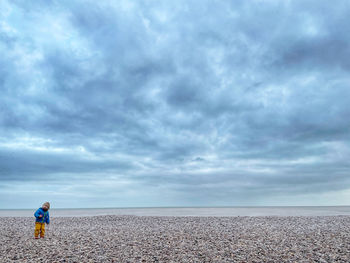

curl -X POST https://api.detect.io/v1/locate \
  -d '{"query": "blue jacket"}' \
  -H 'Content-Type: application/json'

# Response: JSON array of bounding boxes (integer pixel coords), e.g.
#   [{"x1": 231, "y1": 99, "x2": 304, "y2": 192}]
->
[{"x1": 34, "y1": 208, "x2": 50, "y2": 224}]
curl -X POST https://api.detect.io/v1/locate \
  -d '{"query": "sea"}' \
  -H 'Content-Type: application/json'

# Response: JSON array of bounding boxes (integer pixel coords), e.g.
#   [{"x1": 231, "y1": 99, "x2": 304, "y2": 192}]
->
[{"x1": 1, "y1": 206, "x2": 350, "y2": 217}]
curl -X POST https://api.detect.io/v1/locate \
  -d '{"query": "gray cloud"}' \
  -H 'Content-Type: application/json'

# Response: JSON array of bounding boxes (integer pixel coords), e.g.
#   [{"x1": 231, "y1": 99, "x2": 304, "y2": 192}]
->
[{"x1": 0, "y1": 0, "x2": 350, "y2": 207}]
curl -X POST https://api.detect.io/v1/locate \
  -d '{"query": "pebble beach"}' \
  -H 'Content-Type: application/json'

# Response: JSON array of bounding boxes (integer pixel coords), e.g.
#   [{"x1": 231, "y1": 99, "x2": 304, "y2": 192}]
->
[{"x1": 1, "y1": 215, "x2": 349, "y2": 262}]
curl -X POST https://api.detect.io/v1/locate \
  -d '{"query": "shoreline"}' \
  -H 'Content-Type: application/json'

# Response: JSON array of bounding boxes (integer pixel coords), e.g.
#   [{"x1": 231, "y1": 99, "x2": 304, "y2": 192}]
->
[{"x1": 1, "y1": 206, "x2": 350, "y2": 217}]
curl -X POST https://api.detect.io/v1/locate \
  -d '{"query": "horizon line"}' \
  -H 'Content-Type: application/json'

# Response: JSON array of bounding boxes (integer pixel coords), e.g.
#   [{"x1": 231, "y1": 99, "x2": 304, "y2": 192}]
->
[{"x1": 2, "y1": 205, "x2": 350, "y2": 210}]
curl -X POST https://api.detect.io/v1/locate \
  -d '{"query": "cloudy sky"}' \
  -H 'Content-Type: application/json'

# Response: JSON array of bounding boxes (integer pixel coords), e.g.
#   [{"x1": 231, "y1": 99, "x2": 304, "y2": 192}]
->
[{"x1": 1, "y1": 0, "x2": 350, "y2": 209}]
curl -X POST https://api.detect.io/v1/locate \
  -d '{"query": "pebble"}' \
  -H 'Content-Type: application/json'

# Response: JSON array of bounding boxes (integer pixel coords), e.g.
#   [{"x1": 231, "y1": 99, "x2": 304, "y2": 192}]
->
[{"x1": 0, "y1": 215, "x2": 349, "y2": 262}]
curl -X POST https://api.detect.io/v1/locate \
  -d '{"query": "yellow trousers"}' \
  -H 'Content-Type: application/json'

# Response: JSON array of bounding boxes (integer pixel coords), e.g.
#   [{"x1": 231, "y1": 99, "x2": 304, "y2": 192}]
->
[{"x1": 34, "y1": 222, "x2": 46, "y2": 238}]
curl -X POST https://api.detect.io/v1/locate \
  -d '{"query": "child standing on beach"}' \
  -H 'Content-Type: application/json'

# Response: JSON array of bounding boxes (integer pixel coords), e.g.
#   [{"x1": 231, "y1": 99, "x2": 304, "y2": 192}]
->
[{"x1": 34, "y1": 202, "x2": 50, "y2": 239}]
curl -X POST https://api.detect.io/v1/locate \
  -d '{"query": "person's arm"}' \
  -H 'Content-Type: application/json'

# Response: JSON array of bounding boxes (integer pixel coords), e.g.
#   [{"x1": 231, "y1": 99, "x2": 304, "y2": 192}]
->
[
  {"x1": 34, "y1": 209, "x2": 43, "y2": 218},
  {"x1": 34, "y1": 209, "x2": 39, "y2": 218},
  {"x1": 46, "y1": 213, "x2": 50, "y2": 224}
]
